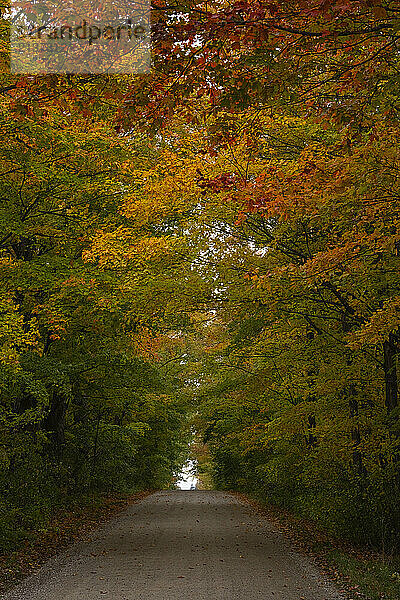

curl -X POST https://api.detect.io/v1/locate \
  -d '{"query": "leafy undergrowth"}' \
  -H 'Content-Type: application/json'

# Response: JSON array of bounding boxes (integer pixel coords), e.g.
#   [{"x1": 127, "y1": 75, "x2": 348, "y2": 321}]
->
[
  {"x1": 327, "y1": 552, "x2": 400, "y2": 600},
  {"x1": 234, "y1": 493, "x2": 400, "y2": 600},
  {"x1": 0, "y1": 490, "x2": 153, "y2": 593}
]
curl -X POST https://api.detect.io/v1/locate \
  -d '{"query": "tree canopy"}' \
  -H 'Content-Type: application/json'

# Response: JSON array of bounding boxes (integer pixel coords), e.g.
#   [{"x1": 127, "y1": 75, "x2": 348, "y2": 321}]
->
[{"x1": 0, "y1": 0, "x2": 399, "y2": 554}]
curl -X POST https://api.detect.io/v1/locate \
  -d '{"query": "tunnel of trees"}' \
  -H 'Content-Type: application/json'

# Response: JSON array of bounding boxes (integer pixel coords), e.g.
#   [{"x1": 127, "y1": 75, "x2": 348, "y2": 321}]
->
[{"x1": 0, "y1": 0, "x2": 399, "y2": 556}]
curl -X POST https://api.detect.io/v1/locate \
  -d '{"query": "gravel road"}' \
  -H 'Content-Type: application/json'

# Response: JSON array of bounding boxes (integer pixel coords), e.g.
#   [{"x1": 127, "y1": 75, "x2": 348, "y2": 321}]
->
[{"x1": 1, "y1": 490, "x2": 343, "y2": 600}]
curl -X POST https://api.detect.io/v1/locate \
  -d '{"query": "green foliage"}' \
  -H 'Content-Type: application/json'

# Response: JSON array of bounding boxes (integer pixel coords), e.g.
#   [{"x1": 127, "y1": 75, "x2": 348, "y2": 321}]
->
[
  {"x1": 0, "y1": 88, "x2": 191, "y2": 552},
  {"x1": 328, "y1": 551, "x2": 400, "y2": 600},
  {"x1": 1, "y1": 2, "x2": 400, "y2": 570},
  {"x1": 0, "y1": 348, "x2": 188, "y2": 551}
]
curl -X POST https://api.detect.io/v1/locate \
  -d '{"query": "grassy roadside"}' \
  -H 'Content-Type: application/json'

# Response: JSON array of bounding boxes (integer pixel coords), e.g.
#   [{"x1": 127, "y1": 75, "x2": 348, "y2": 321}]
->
[
  {"x1": 234, "y1": 493, "x2": 400, "y2": 600},
  {"x1": 327, "y1": 550, "x2": 400, "y2": 600},
  {"x1": 0, "y1": 490, "x2": 154, "y2": 593}
]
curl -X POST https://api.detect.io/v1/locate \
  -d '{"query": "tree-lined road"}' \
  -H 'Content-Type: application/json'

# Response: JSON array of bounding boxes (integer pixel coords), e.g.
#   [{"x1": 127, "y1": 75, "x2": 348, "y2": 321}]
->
[{"x1": 2, "y1": 491, "x2": 342, "y2": 600}]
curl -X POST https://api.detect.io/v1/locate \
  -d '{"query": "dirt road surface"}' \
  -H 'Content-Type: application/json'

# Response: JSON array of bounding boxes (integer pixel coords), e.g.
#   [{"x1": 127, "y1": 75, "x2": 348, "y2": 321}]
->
[{"x1": 1, "y1": 491, "x2": 343, "y2": 600}]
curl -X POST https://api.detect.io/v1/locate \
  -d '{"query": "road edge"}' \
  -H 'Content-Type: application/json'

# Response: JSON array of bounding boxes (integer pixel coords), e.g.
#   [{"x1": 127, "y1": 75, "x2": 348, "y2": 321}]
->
[
  {"x1": 228, "y1": 491, "x2": 366, "y2": 600},
  {"x1": 0, "y1": 490, "x2": 155, "y2": 594}
]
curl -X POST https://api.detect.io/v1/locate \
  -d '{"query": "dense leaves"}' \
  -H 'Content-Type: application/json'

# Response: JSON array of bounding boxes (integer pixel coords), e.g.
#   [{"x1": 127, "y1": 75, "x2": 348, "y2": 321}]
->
[
  {"x1": 0, "y1": 0, "x2": 399, "y2": 555},
  {"x1": 0, "y1": 90, "x2": 191, "y2": 551}
]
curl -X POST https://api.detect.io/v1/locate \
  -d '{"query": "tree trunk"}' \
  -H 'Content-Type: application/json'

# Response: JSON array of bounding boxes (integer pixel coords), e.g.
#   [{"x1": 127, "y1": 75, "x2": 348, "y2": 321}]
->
[
  {"x1": 349, "y1": 386, "x2": 365, "y2": 476},
  {"x1": 43, "y1": 389, "x2": 68, "y2": 456},
  {"x1": 90, "y1": 412, "x2": 102, "y2": 484},
  {"x1": 307, "y1": 414, "x2": 317, "y2": 448},
  {"x1": 383, "y1": 334, "x2": 398, "y2": 414}
]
